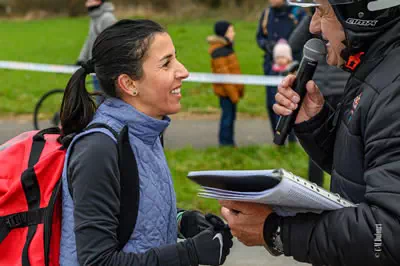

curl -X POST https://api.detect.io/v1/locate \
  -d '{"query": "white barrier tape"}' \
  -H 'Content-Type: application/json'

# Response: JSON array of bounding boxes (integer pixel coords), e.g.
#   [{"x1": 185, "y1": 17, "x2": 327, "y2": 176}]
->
[
  {"x1": 186, "y1": 72, "x2": 283, "y2": 86},
  {"x1": 0, "y1": 60, "x2": 284, "y2": 86},
  {"x1": 0, "y1": 61, "x2": 78, "y2": 75}
]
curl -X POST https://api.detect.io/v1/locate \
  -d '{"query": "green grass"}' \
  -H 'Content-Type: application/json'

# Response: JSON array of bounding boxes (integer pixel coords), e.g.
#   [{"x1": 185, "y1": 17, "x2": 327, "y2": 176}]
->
[
  {"x1": 167, "y1": 144, "x2": 331, "y2": 214},
  {"x1": 0, "y1": 16, "x2": 267, "y2": 116}
]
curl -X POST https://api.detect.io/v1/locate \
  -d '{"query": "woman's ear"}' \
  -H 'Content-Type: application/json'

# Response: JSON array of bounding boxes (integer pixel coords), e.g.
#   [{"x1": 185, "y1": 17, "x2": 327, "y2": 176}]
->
[{"x1": 117, "y1": 74, "x2": 139, "y2": 97}]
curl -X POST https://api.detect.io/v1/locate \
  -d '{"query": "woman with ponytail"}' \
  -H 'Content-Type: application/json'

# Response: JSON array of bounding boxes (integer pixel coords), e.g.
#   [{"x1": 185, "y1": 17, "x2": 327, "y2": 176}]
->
[{"x1": 59, "y1": 19, "x2": 233, "y2": 266}]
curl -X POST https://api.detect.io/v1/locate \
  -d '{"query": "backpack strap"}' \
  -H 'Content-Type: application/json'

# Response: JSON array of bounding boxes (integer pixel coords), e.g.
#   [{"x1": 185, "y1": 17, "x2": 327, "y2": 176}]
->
[
  {"x1": 116, "y1": 126, "x2": 139, "y2": 250},
  {"x1": 85, "y1": 123, "x2": 119, "y2": 139},
  {"x1": 66, "y1": 123, "x2": 139, "y2": 250},
  {"x1": 30, "y1": 127, "x2": 61, "y2": 167},
  {"x1": 44, "y1": 179, "x2": 62, "y2": 266},
  {"x1": 0, "y1": 209, "x2": 46, "y2": 243},
  {"x1": 160, "y1": 131, "x2": 165, "y2": 148}
]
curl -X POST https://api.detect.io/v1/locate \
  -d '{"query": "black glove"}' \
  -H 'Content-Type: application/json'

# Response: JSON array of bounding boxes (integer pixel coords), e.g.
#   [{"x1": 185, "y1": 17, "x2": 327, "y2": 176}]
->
[
  {"x1": 205, "y1": 213, "x2": 230, "y2": 231},
  {"x1": 180, "y1": 210, "x2": 212, "y2": 238},
  {"x1": 182, "y1": 227, "x2": 233, "y2": 266},
  {"x1": 205, "y1": 213, "x2": 234, "y2": 259}
]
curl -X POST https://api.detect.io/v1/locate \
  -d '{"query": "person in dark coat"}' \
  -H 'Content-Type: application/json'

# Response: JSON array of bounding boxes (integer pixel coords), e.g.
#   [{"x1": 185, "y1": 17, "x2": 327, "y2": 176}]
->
[
  {"x1": 256, "y1": 0, "x2": 306, "y2": 141},
  {"x1": 220, "y1": 0, "x2": 400, "y2": 265},
  {"x1": 256, "y1": 0, "x2": 306, "y2": 74}
]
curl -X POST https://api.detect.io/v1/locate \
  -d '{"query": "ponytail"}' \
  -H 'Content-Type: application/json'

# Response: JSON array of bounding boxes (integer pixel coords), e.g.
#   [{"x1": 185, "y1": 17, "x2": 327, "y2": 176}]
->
[{"x1": 60, "y1": 62, "x2": 97, "y2": 137}]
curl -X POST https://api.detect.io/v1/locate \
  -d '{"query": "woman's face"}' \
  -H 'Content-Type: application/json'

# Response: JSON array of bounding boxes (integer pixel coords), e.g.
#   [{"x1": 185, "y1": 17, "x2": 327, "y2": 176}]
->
[{"x1": 133, "y1": 33, "x2": 189, "y2": 119}]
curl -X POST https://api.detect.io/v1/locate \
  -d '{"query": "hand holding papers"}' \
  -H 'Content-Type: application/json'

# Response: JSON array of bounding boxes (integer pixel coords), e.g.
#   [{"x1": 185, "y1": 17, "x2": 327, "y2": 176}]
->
[{"x1": 188, "y1": 168, "x2": 356, "y2": 217}]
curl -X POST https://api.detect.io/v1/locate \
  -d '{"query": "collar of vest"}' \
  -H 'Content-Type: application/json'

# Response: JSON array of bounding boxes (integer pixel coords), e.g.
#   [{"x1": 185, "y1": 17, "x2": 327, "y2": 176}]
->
[{"x1": 94, "y1": 98, "x2": 170, "y2": 145}]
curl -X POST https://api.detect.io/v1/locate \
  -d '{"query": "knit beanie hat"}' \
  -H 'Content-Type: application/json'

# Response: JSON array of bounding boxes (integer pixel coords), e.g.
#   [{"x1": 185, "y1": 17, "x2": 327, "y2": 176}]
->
[
  {"x1": 214, "y1": 20, "x2": 232, "y2": 37},
  {"x1": 273, "y1": 39, "x2": 293, "y2": 61}
]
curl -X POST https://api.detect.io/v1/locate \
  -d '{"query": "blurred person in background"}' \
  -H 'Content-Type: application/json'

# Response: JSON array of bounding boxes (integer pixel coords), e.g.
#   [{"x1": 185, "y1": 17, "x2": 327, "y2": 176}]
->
[
  {"x1": 289, "y1": 10, "x2": 350, "y2": 186},
  {"x1": 271, "y1": 39, "x2": 298, "y2": 76},
  {"x1": 256, "y1": 0, "x2": 306, "y2": 142},
  {"x1": 268, "y1": 38, "x2": 299, "y2": 142},
  {"x1": 60, "y1": 19, "x2": 233, "y2": 266},
  {"x1": 208, "y1": 20, "x2": 244, "y2": 147},
  {"x1": 76, "y1": 0, "x2": 117, "y2": 104},
  {"x1": 220, "y1": 0, "x2": 400, "y2": 265}
]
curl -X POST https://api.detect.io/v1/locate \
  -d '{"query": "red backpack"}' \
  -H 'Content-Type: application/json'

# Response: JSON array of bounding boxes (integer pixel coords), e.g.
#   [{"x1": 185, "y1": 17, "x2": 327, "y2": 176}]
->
[
  {"x1": 0, "y1": 125, "x2": 141, "y2": 266},
  {"x1": 0, "y1": 128, "x2": 64, "y2": 266}
]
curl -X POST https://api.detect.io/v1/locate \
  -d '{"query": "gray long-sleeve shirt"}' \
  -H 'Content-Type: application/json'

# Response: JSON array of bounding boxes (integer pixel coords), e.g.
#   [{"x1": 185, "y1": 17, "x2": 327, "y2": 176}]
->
[{"x1": 78, "y1": 3, "x2": 117, "y2": 62}]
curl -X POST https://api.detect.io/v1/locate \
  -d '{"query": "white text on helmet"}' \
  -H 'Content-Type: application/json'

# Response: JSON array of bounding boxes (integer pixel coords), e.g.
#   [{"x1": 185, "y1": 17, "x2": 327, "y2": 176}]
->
[{"x1": 346, "y1": 18, "x2": 379, "y2": 27}]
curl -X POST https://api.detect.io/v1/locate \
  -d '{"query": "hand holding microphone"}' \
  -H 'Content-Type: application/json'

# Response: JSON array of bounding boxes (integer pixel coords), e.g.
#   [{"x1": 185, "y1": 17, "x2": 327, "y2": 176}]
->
[
  {"x1": 273, "y1": 38, "x2": 327, "y2": 145},
  {"x1": 273, "y1": 75, "x2": 325, "y2": 122}
]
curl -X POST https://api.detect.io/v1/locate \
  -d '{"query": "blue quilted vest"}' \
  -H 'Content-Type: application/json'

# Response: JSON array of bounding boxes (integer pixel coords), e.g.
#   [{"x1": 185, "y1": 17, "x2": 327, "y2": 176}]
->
[{"x1": 59, "y1": 98, "x2": 178, "y2": 265}]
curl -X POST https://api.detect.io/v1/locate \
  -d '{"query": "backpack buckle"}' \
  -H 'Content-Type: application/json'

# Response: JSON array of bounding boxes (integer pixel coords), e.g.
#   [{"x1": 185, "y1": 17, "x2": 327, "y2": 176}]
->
[
  {"x1": 6, "y1": 214, "x2": 24, "y2": 229},
  {"x1": 4, "y1": 209, "x2": 45, "y2": 229}
]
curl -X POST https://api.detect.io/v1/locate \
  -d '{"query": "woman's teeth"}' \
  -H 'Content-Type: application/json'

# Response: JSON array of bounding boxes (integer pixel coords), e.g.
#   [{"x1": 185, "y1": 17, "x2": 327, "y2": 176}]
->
[{"x1": 171, "y1": 88, "x2": 181, "y2": 94}]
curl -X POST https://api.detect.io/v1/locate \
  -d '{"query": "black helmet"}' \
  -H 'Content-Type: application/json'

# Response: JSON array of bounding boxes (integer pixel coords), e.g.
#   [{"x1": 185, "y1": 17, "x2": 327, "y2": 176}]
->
[{"x1": 288, "y1": 0, "x2": 400, "y2": 53}]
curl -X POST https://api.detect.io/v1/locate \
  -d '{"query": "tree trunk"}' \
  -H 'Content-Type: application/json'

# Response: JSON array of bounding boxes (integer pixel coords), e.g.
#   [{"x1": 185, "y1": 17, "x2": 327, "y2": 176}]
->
[
  {"x1": 67, "y1": 0, "x2": 85, "y2": 17},
  {"x1": 209, "y1": 0, "x2": 221, "y2": 8},
  {"x1": 235, "y1": 0, "x2": 243, "y2": 6}
]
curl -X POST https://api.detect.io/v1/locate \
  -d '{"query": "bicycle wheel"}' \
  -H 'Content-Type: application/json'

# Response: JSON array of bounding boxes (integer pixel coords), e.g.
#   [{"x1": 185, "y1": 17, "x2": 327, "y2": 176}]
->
[{"x1": 33, "y1": 89, "x2": 64, "y2": 130}]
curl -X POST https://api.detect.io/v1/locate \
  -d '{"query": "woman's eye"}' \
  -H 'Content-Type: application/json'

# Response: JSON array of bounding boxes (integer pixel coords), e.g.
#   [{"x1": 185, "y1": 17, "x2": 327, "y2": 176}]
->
[{"x1": 163, "y1": 61, "x2": 170, "y2": 67}]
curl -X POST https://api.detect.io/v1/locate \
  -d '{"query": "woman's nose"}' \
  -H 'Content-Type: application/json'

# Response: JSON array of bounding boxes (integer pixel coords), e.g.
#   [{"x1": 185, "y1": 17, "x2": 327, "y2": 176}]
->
[{"x1": 176, "y1": 61, "x2": 189, "y2": 80}]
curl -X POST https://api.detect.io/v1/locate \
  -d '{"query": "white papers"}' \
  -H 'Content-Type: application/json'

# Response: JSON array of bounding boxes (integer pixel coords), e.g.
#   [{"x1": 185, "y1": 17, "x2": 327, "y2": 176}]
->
[{"x1": 189, "y1": 169, "x2": 356, "y2": 217}]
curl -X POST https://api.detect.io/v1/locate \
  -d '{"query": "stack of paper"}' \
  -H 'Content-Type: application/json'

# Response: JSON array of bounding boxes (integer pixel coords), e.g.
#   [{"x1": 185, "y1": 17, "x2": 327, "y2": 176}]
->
[{"x1": 188, "y1": 169, "x2": 356, "y2": 217}]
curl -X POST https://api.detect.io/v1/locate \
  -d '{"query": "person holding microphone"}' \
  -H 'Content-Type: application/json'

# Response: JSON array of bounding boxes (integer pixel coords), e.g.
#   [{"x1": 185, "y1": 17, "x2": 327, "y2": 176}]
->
[{"x1": 219, "y1": 0, "x2": 400, "y2": 265}]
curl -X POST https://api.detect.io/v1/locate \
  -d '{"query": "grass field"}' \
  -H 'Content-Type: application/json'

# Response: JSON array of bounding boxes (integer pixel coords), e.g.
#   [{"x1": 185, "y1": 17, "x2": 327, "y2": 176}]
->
[{"x1": 0, "y1": 16, "x2": 267, "y2": 116}]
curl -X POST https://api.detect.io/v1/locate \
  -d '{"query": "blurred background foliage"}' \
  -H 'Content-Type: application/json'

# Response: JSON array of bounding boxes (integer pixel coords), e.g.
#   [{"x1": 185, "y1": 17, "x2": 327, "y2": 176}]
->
[{"x1": 0, "y1": 0, "x2": 269, "y2": 18}]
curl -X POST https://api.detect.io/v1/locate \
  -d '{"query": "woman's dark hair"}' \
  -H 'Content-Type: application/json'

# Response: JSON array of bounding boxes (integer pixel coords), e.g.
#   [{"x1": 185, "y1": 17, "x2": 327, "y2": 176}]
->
[{"x1": 60, "y1": 19, "x2": 165, "y2": 136}]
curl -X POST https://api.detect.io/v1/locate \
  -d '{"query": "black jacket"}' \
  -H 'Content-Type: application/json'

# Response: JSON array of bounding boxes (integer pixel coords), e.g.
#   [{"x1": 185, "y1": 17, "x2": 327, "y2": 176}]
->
[{"x1": 273, "y1": 21, "x2": 400, "y2": 265}]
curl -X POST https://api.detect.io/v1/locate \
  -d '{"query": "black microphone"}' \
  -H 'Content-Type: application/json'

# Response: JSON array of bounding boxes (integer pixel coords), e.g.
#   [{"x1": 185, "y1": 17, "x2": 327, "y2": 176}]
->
[{"x1": 273, "y1": 38, "x2": 327, "y2": 145}]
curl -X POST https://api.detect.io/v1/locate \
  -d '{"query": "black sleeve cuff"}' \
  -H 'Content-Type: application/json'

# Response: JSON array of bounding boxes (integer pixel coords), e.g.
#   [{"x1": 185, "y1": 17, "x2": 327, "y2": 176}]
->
[
  {"x1": 281, "y1": 213, "x2": 324, "y2": 262},
  {"x1": 294, "y1": 103, "x2": 332, "y2": 134},
  {"x1": 156, "y1": 243, "x2": 187, "y2": 266}
]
